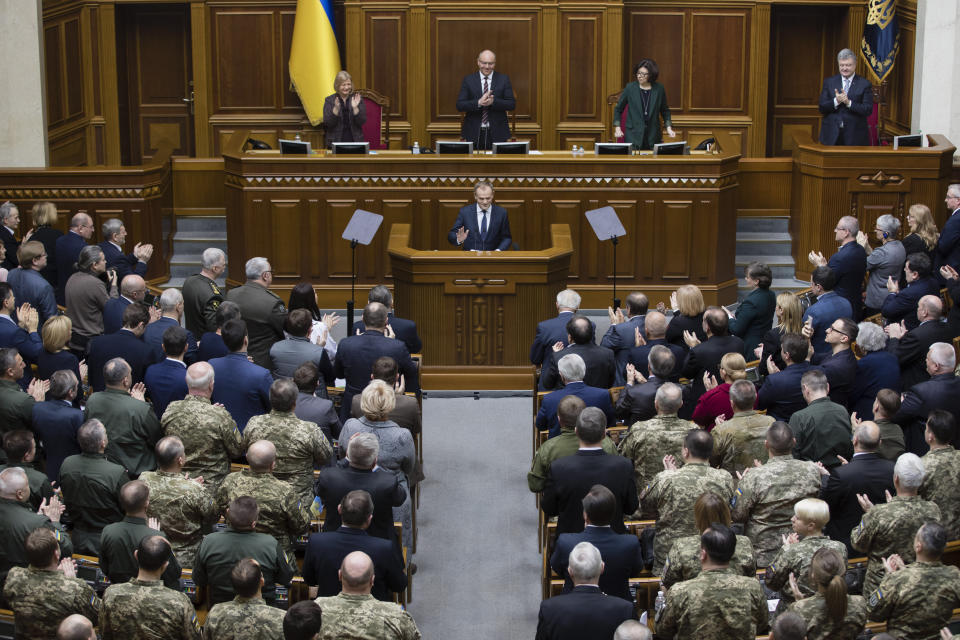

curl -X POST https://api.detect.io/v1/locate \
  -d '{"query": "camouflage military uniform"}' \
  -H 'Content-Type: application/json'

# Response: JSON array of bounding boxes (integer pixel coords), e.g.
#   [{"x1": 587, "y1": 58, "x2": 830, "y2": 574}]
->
[
  {"x1": 215, "y1": 468, "x2": 310, "y2": 559},
  {"x1": 850, "y1": 494, "x2": 941, "y2": 597},
  {"x1": 730, "y1": 454, "x2": 821, "y2": 567},
  {"x1": 709, "y1": 410, "x2": 773, "y2": 485},
  {"x1": 182, "y1": 272, "x2": 224, "y2": 336},
  {"x1": 527, "y1": 427, "x2": 618, "y2": 492},
  {"x1": 661, "y1": 534, "x2": 756, "y2": 589},
  {"x1": 787, "y1": 593, "x2": 867, "y2": 640},
  {"x1": 314, "y1": 592, "x2": 421, "y2": 640},
  {"x1": 100, "y1": 577, "x2": 201, "y2": 640},
  {"x1": 242, "y1": 410, "x2": 333, "y2": 502},
  {"x1": 161, "y1": 395, "x2": 243, "y2": 494},
  {"x1": 765, "y1": 534, "x2": 848, "y2": 611},
  {"x1": 3, "y1": 566, "x2": 100, "y2": 640},
  {"x1": 656, "y1": 567, "x2": 768, "y2": 639},
  {"x1": 866, "y1": 560, "x2": 960, "y2": 640},
  {"x1": 875, "y1": 419, "x2": 905, "y2": 462},
  {"x1": 139, "y1": 469, "x2": 218, "y2": 569},
  {"x1": 920, "y1": 446, "x2": 960, "y2": 538},
  {"x1": 203, "y1": 595, "x2": 285, "y2": 640},
  {"x1": 641, "y1": 461, "x2": 735, "y2": 571},
  {"x1": 617, "y1": 415, "x2": 693, "y2": 512}
]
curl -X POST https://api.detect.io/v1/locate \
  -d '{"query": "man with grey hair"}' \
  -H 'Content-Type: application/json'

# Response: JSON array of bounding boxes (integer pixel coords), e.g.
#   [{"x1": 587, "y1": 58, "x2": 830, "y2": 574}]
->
[
  {"x1": 182, "y1": 247, "x2": 226, "y2": 336},
  {"x1": 530, "y1": 288, "x2": 583, "y2": 368},
  {"x1": 882, "y1": 252, "x2": 939, "y2": 330},
  {"x1": 790, "y1": 368, "x2": 853, "y2": 468},
  {"x1": 858, "y1": 213, "x2": 906, "y2": 317},
  {"x1": 84, "y1": 356, "x2": 163, "y2": 476},
  {"x1": 351, "y1": 284, "x2": 422, "y2": 354},
  {"x1": 616, "y1": 343, "x2": 682, "y2": 424},
  {"x1": 937, "y1": 183, "x2": 960, "y2": 277},
  {"x1": 0, "y1": 201, "x2": 21, "y2": 270},
  {"x1": 143, "y1": 287, "x2": 198, "y2": 363},
  {"x1": 885, "y1": 294, "x2": 953, "y2": 390},
  {"x1": 818, "y1": 48, "x2": 872, "y2": 146},
  {"x1": 613, "y1": 620, "x2": 651, "y2": 640},
  {"x1": 535, "y1": 353, "x2": 614, "y2": 438},
  {"x1": 848, "y1": 321, "x2": 900, "y2": 419},
  {"x1": 851, "y1": 451, "x2": 941, "y2": 596},
  {"x1": 809, "y1": 215, "x2": 867, "y2": 317},
  {"x1": 103, "y1": 274, "x2": 148, "y2": 334},
  {"x1": 64, "y1": 245, "x2": 119, "y2": 351},
  {"x1": 54, "y1": 212, "x2": 94, "y2": 305},
  {"x1": 225, "y1": 257, "x2": 288, "y2": 368},
  {"x1": 31, "y1": 369, "x2": 83, "y2": 480},
  {"x1": 98, "y1": 217, "x2": 153, "y2": 280},
  {"x1": 894, "y1": 341, "x2": 960, "y2": 454},
  {"x1": 536, "y1": 541, "x2": 636, "y2": 640}
]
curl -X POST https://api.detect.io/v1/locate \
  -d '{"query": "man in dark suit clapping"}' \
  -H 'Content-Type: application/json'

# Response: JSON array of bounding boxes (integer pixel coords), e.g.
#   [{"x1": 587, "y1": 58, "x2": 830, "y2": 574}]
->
[
  {"x1": 540, "y1": 315, "x2": 615, "y2": 391},
  {"x1": 455, "y1": 50, "x2": 515, "y2": 149},
  {"x1": 893, "y1": 342, "x2": 960, "y2": 454},
  {"x1": 818, "y1": 48, "x2": 873, "y2": 146}
]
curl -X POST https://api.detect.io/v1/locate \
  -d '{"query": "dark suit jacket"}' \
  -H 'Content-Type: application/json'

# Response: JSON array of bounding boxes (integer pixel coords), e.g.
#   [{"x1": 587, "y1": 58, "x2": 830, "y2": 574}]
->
[
  {"x1": 456, "y1": 71, "x2": 515, "y2": 147},
  {"x1": 894, "y1": 373, "x2": 960, "y2": 454},
  {"x1": 86, "y1": 329, "x2": 158, "y2": 392},
  {"x1": 821, "y1": 452, "x2": 895, "y2": 551},
  {"x1": 936, "y1": 210, "x2": 960, "y2": 275},
  {"x1": 530, "y1": 312, "x2": 576, "y2": 367},
  {"x1": 550, "y1": 526, "x2": 644, "y2": 601},
  {"x1": 536, "y1": 381, "x2": 614, "y2": 437},
  {"x1": 542, "y1": 450, "x2": 638, "y2": 535},
  {"x1": 600, "y1": 315, "x2": 645, "y2": 386},
  {"x1": 314, "y1": 466, "x2": 407, "y2": 544},
  {"x1": 143, "y1": 316, "x2": 199, "y2": 364},
  {"x1": 0, "y1": 225, "x2": 18, "y2": 270},
  {"x1": 729, "y1": 287, "x2": 777, "y2": 358},
  {"x1": 54, "y1": 231, "x2": 87, "y2": 305},
  {"x1": 625, "y1": 339, "x2": 685, "y2": 381},
  {"x1": 827, "y1": 241, "x2": 868, "y2": 316},
  {"x1": 102, "y1": 296, "x2": 131, "y2": 335},
  {"x1": 682, "y1": 334, "x2": 745, "y2": 399},
  {"x1": 446, "y1": 203, "x2": 512, "y2": 251},
  {"x1": 887, "y1": 319, "x2": 954, "y2": 390},
  {"x1": 31, "y1": 225, "x2": 61, "y2": 287},
  {"x1": 614, "y1": 376, "x2": 674, "y2": 425},
  {"x1": 209, "y1": 353, "x2": 272, "y2": 431},
  {"x1": 541, "y1": 342, "x2": 615, "y2": 392},
  {"x1": 197, "y1": 332, "x2": 229, "y2": 361},
  {"x1": 535, "y1": 585, "x2": 636, "y2": 640},
  {"x1": 811, "y1": 348, "x2": 857, "y2": 408},
  {"x1": 322, "y1": 93, "x2": 367, "y2": 146},
  {"x1": 351, "y1": 313, "x2": 422, "y2": 354},
  {"x1": 143, "y1": 358, "x2": 189, "y2": 418},
  {"x1": 333, "y1": 330, "x2": 420, "y2": 423},
  {"x1": 881, "y1": 276, "x2": 940, "y2": 330},
  {"x1": 0, "y1": 316, "x2": 43, "y2": 364},
  {"x1": 757, "y1": 361, "x2": 812, "y2": 422},
  {"x1": 31, "y1": 399, "x2": 83, "y2": 481},
  {"x1": 818, "y1": 73, "x2": 873, "y2": 146},
  {"x1": 99, "y1": 241, "x2": 146, "y2": 281},
  {"x1": 665, "y1": 312, "x2": 707, "y2": 349},
  {"x1": 302, "y1": 526, "x2": 406, "y2": 601},
  {"x1": 848, "y1": 350, "x2": 900, "y2": 419},
  {"x1": 947, "y1": 277, "x2": 960, "y2": 334}
]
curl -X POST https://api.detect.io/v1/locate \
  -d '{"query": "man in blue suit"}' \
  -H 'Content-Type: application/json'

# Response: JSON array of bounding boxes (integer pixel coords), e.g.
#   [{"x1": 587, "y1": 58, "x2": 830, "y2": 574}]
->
[
  {"x1": 455, "y1": 49, "x2": 515, "y2": 149},
  {"x1": 881, "y1": 252, "x2": 940, "y2": 330},
  {"x1": 600, "y1": 292, "x2": 647, "y2": 386},
  {"x1": 142, "y1": 288, "x2": 198, "y2": 364},
  {"x1": 54, "y1": 212, "x2": 94, "y2": 305},
  {"x1": 536, "y1": 354, "x2": 614, "y2": 438},
  {"x1": 809, "y1": 216, "x2": 867, "y2": 319},
  {"x1": 6, "y1": 241, "x2": 57, "y2": 325},
  {"x1": 103, "y1": 275, "x2": 148, "y2": 335},
  {"x1": 144, "y1": 326, "x2": 189, "y2": 419},
  {"x1": 86, "y1": 303, "x2": 157, "y2": 392},
  {"x1": 350, "y1": 284, "x2": 422, "y2": 354},
  {"x1": 758, "y1": 332, "x2": 814, "y2": 422},
  {"x1": 98, "y1": 218, "x2": 153, "y2": 281},
  {"x1": 209, "y1": 318, "x2": 272, "y2": 432},
  {"x1": 802, "y1": 266, "x2": 853, "y2": 356},
  {"x1": 531, "y1": 289, "x2": 584, "y2": 369},
  {"x1": 550, "y1": 484, "x2": 644, "y2": 602},
  {"x1": 936, "y1": 184, "x2": 960, "y2": 278},
  {"x1": 0, "y1": 282, "x2": 42, "y2": 367},
  {"x1": 31, "y1": 369, "x2": 83, "y2": 481},
  {"x1": 817, "y1": 48, "x2": 873, "y2": 146},
  {"x1": 447, "y1": 181, "x2": 512, "y2": 252}
]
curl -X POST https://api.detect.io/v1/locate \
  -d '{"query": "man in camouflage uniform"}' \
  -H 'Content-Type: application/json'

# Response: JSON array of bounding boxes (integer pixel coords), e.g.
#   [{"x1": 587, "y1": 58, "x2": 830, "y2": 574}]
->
[
  {"x1": 0, "y1": 430, "x2": 54, "y2": 510},
  {"x1": 528, "y1": 396, "x2": 617, "y2": 493},
  {"x1": 204, "y1": 558, "x2": 285, "y2": 640},
  {"x1": 709, "y1": 379, "x2": 773, "y2": 484},
  {"x1": 181, "y1": 248, "x2": 225, "y2": 337},
  {"x1": 618, "y1": 382, "x2": 694, "y2": 514},
  {"x1": 641, "y1": 429, "x2": 734, "y2": 572},
  {"x1": 139, "y1": 436, "x2": 218, "y2": 569},
  {"x1": 242, "y1": 378, "x2": 332, "y2": 502},
  {"x1": 866, "y1": 521, "x2": 960, "y2": 639},
  {"x1": 216, "y1": 439, "x2": 310, "y2": 564},
  {"x1": 656, "y1": 524, "x2": 768, "y2": 639},
  {"x1": 314, "y1": 551, "x2": 421, "y2": 640},
  {"x1": 161, "y1": 361, "x2": 243, "y2": 494},
  {"x1": 224, "y1": 257, "x2": 288, "y2": 369},
  {"x1": 3, "y1": 528, "x2": 99, "y2": 639},
  {"x1": 851, "y1": 452, "x2": 941, "y2": 596},
  {"x1": 920, "y1": 409, "x2": 960, "y2": 538},
  {"x1": 730, "y1": 421, "x2": 821, "y2": 567},
  {"x1": 100, "y1": 535, "x2": 201, "y2": 640}
]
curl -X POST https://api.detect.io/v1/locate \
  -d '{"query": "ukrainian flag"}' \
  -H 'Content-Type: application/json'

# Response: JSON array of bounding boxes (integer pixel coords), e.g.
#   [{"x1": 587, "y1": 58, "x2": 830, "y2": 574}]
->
[
  {"x1": 289, "y1": 0, "x2": 341, "y2": 126},
  {"x1": 860, "y1": 0, "x2": 899, "y2": 83}
]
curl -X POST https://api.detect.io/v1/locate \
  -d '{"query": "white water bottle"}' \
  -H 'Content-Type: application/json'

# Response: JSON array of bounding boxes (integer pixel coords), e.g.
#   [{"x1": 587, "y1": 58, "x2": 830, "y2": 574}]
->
[{"x1": 413, "y1": 141, "x2": 420, "y2": 154}]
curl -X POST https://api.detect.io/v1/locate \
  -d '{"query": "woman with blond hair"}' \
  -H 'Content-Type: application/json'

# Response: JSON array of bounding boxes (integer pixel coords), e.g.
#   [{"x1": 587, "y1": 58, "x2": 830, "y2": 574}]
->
[
  {"x1": 902, "y1": 203, "x2": 939, "y2": 265},
  {"x1": 322, "y1": 70, "x2": 366, "y2": 147},
  {"x1": 30, "y1": 201, "x2": 62, "y2": 286},
  {"x1": 786, "y1": 547, "x2": 867, "y2": 640},
  {"x1": 664, "y1": 284, "x2": 707, "y2": 349},
  {"x1": 691, "y1": 352, "x2": 750, "y2": 428},
  {"x1": 758, "y1": 292, "x2": 804, "y2": 375},
  {"x1": 36, "y1": 315, "x2": 86, "y2": 402}
]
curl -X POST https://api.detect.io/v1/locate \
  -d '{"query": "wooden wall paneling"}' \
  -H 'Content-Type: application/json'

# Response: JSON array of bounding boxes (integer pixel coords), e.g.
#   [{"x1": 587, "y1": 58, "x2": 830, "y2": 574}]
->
[
  {"x1": 212, "y1": 9, "x2": 277, "y2": 111},
  {"x1": 269, "y1": 199, "x2": 302, "y2": 277},
  {"x1": 325, "y1": 199, "x2": 360, "y2": 279},
  {"x1": 96, "y1": 3, "x2": 121, "y2": 165},
  {"x1": 607, "y1": 200, "x2": 638, "y2": 280},
  {"x1": 883, "y1": 2, "x2": 915, "y2": 135},
  {"x1": 44, "y1": 21, "x2": 64, "y2": 128},
  {"x1": 548, "y1": 200, "x2": 587, "y2": 281},
  {"x1": 655, "y1": 199, "x2": 694, "y2": 279},
  {"x1": 635, "y1": 198, "x2": 657, "y2": 284},
  {"x1": 737, "y1": 157, "x2": 792, "y2": 216},
  {"x1": 172, "y1": 158, "x2": 226, "y2": 216},
  {"x1": 85, "y1": 3, "x2": 105, "y2": 165},
  {"x1": 540, "y1": 2, "x2": 559, "y2": 150},
  {"x1": 364, "y1": 12, "x2": 406, "y2": 121},
  {"x1": 279, "y1": 9, "x2": 302, "y2": 112},
  {"x1": 747, "y1": 3, "x2": 770, "y2": 156},
  {"x1": 624, "y1": 9, "x2": 685, "y2": 112},
  {"x1": 63, "y1": 17, "x2": 83, "y2": 120},
  {"x1": 689, "y1": 11, "x2": 748, "y2": 113},
  {"x1": 378, "y1": 199, "x2": 416, "y2": 278},
  {"x1": 191, "y1": 3, "x2": 212, "y2": 157},
  {"x1": 560, "y1": 12, "x2": 601, "y2": 121}
]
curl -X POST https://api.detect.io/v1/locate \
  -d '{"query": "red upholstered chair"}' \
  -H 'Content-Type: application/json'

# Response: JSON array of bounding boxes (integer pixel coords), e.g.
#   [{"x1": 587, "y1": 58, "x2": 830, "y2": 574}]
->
[{"x1": 356, "y1": 88, "x2": 391, "y2": 150}]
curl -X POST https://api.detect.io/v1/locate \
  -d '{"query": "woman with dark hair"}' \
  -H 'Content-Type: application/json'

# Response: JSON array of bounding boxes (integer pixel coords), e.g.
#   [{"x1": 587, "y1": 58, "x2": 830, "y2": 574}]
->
[
  {"x1": 728, "y1": 261, "x2": 777, "y2": 359},
  {"x1": 613, "y1": 59, "x2": 676, "y2": 150},
  {"x1": 787, "y1": 547, "x2": 866, "y2": 640},
  {"x1": 288, "y1": 282, "x2": 340, "y2": 358}
]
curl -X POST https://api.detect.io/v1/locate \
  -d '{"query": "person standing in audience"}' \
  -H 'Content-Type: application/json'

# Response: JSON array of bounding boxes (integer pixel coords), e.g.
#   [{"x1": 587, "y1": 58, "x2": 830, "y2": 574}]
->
[
  {"x1": 710, "y1": 379, "x2": 774, "y2": 482},
  {"x1": 296, "y1": 361, "x2": 341, "y2": 444},
  {"x1": 681, "y1": 306, "x2": 745, "y2": 403},
  {"x1": 536, "y1": 542, "x2": 636, "y2": 640},
  {"x1": 936, "y1": 183, "x2": 960, "y2": 276},
  {"x1": 626, "y1": 310, "x2": 684, "y2": 380},
  {"x1": 808, "y1": 317, "x2": 857, "y2": 408},
  {"x1": 769, "y1": 612, "x2": 808, "y2": 640},
  {"x1": 727, "y1": 261, "x2": 776, "y2": 359},
  {"x1": 323, "y1": 70, "x2": 366, "y2": 147},
  {"x1": 0, "y1": 202, "x2": 20, "y2": 271},
  {"x1": 786, "y1": 547, "x2": 867, "y2": 640},
  {"x1": 858, "y1": 214, "x2": 906, "y2": 318},
  {"x1": 85, "y1": 302, "x2": 156, "y2": 392},
  {"x1": 613, "y1": 58, "x2": 675, "y2": 150},
  {"x1": 349, "y1": 356, "x2": 419, "y2": 438},
  {"x1": 103, "y1": 274, "x2": 146, "y2": 335},
  {"x1": 28, "y1": 202, "x2": 62, "y2": 287},
  {"x1": 691, "y1": 351, "x2": 749, "y2": 428},
  {"x1": 656, "y1": 524, "x2": 768, "y2": 638},
  {"x1": 847, "y1": 322, "x2": 900, "y2": 419},
  {"x1": 288, "y1": 282, "x2": 339, "y2": 360},
  {"x1": 790, "y1": 369, "x2": 854, "y2": 468},
  {"x1": 866, "y1": 389, "x2": 906, "y2": 461},
  {"x1": 817, "y1": 48, "x2": 872, "y2": 146},
  {"x1": 181, "y1": 247, "x2": 226, "y2": 337},
  {"x1": 531, "y1": 288, "x2": 583, "y2": 370},
  {"x1": 0, "y1": 281, "x2": 42, "y2": 364},
  {"x1": 196, "y1": 300, "x2": 240, "y2": 362},
  {"x1": 143, "y1": 326, "x2": 189, "y2": 420},
  {"x1": 352, "y1": 284, "x2": 421, "y2": 355},
  {"x1": 225, "y1": 257, "x2": 288, "y2": 369},
  {"x1": 204, "y1": 558, "x2": 286, "y2": 640},
  {"x1": 57, "y1": 614, "x2": 98, "y2": 640},
  {"x1": 7, "y1": 241, "x2": 57, "y2": 324},
  {"x1": 540, "y1": 314, "x2": 615, "y2": 391},
  {"x1": 142, "y1": 288, "x2": 198, "y2": 364},
  {"x1": 885, "y1": 294, "x2": 952, "y2": 391},
  {"x1": 601, "y1": 291, "x2": 647, "y2": 385},
  {"x1": 209, "y1": 319, "x2": 272, "y2": 431},
  {"x1": 809, "y1": 216, "x2": 867, "y2": 318},
  {"x1": 902, "y1": 203, "x2": 939, "y2": 277},
  {"x1": 64, "y1": 245, "x2": 118, "y2": 353},
  {"x1": 615, "y1": 346, "x2": 679, "y2": 424},
  {"x1": 0, "y1": 430, "x2": 54, "y2": 510},
  {"x1": 758, "y1": 292, "x2": 804, "y2": 375},
  {"x1": 919, "y1": 410, "x2": 960, "y2": 538},
  {"x1": 802, "y1": 266, "x2": 853, "y2": 355},
  {"x1": 55, "y1": 212, "x2": 94, "y2": 305},
  {"x1": 893, "y1": 342, "x2": 960, "y2": 454},
  {"x1": 535, "y1": 353, "x2": 614, "y2": 438},
  {"x1": 269, "y1": 308, "x2": 334, "y2": 382},
  {"x1": 0, "y1": 348, "x2": 44, "y2": 435},
  {"x1": 758, "y1": 333, "x2": 813, "y2": 422},
  {"x1": 613, "y1": 621, "x2": 651, "y2": 640},
  {"x1": 98, "y1": 218, "x2": 152, "y2": 281},
  {"x1": 881, "y1": 252, "x2": 940, "y2": 330},
  {"x1": 31, "y1": 369, "x2": 83, "y2": 480},
  {"x1": 664, "y1": 284, "x2": 707, "y2": 349}
]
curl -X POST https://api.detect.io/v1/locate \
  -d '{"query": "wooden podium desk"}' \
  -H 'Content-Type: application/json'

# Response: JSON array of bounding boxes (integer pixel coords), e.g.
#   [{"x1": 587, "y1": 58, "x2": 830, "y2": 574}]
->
[{"x1": 223, "y1": 147, "x2": 740, "y2": 311}]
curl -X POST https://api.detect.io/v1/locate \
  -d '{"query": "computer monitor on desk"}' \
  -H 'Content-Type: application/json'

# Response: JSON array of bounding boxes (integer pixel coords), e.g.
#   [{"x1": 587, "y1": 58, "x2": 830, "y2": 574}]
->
[
  {"x1": 436, "y1": 141, "x2": 474, "y2": 154},
  {"x1": 331, "y1": 142, "x2": 370, "y2": 155},
  {"x1": 493, "y1": 141, "x2": 530, "y2": 155},
  {"x1": 893, "y1": 134, "x2": 923, "y2": 150},
  {"x1": 279, "y1": 139, "x2": 312, "y2": 155},
  {"x1": 653, "y1": 141, "x2": 689, "y2": 155},
  {"x1": 594, "y1": 143, "x2": 631, "y2": 155}
]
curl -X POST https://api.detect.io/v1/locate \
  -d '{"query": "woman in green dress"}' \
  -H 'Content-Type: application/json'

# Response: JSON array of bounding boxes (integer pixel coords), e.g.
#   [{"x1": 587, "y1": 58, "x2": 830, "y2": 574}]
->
[{"x1": 613, "y1": 58, "x2": 676, "y2": 150}]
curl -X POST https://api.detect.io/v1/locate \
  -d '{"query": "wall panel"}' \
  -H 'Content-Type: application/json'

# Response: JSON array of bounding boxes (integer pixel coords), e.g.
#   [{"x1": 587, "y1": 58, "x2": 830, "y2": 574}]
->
[{"x1": 689, "y1": 12, "x2": 747, "y2": 112}]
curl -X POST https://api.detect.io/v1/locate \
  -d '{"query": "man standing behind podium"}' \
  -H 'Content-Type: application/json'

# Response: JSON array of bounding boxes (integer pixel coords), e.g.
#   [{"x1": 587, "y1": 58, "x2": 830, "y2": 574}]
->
[
  {"x1": 818, "y1": 48, "x2": 873, "y2": 146},
  {"x1": 447, "y1": 181, "x2": 512, "y2": 251},
  {"x1": 456, "y1": 49, "x2": 515, "y2": 150}
]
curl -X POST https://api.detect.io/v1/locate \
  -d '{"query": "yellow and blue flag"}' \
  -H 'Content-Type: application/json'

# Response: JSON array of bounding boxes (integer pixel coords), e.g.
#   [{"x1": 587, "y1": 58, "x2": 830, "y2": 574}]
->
[
  {"x1": 289, "y1": 0, "x2": 342, "y2": 126},
  {"x1": 860, "y1": 0, "x2": 899, "y2": 83}
]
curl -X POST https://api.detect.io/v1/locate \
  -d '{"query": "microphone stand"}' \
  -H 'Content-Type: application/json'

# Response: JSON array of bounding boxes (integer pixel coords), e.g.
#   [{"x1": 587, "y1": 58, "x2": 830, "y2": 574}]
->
[
  {"x1": 611, "y1": 235, "x2": 620, "y2": 310},
  {"x1": 347, "y1": 238, "x2": 358, "y2": 330}
]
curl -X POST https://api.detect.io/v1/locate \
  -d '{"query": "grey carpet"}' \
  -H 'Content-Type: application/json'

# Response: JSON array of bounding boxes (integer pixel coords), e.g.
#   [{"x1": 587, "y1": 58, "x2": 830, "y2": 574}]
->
[{"x1": 406, "y1": 396, "x2": 541, "y2": 638}]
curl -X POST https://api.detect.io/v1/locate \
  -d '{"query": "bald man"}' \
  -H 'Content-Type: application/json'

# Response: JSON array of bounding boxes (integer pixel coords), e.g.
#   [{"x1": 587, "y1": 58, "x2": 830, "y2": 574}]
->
[
  {"x1": 104, "y1": 274, "x2": 147, "y2": 335},
  {"x1": 455, "y1": 49, "x2": 516, "y2": 149},
  {"x1": 55, "y1": 212, "x2": 94, "y2": 305},
  {"x1": 57, "y1": 614, "x2": 97, "y2": 640}
]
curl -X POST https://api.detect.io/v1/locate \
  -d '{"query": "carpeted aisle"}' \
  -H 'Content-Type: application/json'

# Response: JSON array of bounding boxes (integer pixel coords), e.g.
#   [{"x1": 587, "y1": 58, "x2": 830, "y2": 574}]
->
[{"x1": 406, "y1": 396, "x2": 541, "y2": 638}]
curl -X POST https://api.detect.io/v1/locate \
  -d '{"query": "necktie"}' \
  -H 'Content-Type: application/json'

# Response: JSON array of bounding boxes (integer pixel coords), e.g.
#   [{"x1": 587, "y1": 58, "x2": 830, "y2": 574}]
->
[
  {"x1": 480, "y1": 210, "x2": 488, "y2": 237},
  {"x1": 842, "y1": 77, "x2": 850, "y2": 95},
  {"x1": 481, "y1": 76, "x2": 489, "y2": 126}
]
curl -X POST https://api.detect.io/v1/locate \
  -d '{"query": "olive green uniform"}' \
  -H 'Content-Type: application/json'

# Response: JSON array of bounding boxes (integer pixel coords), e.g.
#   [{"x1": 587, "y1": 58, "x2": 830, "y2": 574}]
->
[
  {"x1": 0, "y1": 497, "x2": 73, "y2": 587},
  {"x1": 99, "y1": 516, "x2": 183, "y2": 589},
  {"x1": 58, "y1": 452, "x2": 128, "y2": 555},
  {"x1": 225, "y1": 282, "x2": 287, "y2": 369},
  {"x1": 182, "y1": 273, "x2": 224, "y2": 337},
  {"x1": 85, "y1": 388, "x2": 163, "y2": 476},
  {"x1": 193, "y1": 526, "x2": 294, "y2": 606},
  {"x1": 528, "y1": 427, "x2": 618, "y2": 493}
]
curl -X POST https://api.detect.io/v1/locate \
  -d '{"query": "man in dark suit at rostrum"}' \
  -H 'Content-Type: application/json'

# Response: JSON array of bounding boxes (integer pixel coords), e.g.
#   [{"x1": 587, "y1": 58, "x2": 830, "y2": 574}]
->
[
  {"x1": 302, "y1": 490, "x2": 407, "y2": 601},
  {"x1": 681, "y1": 306, "x2": 745, "y2": 401},
  {"x1": 884, "y1": 294, "x2": 953, "y2": 390},
  {"x1": 550, "y1": 484, "x2": 644, "y2": 602},
  {"x1": 85, "y1": 303, "x2": 157, "y2": 392},
  {"x1": 98, "y1": 218, "x2": 153, "y2": 281},
  {"x1": 334, "y1": 301, "x2": 419, "y2": 424},
  {"x1": 447, "y1": 180, "x2": 512, "y2": 252},
  {"x1": 350, "y1": 284, "x2": 422, "y2": 355},
  {"x1": 601, "y1": 291, "x2": 648, "y2": 386},
  {"x1": 455, "y1": 49, "x2": 516, "y2": 150},
  {"x1": 536, "y1": 541, "x2": 636, "y2": 640},
  {"x1": 542, "y1": 407, "x2": 638, "y2": 535},
  {"x1": 536, "y1": 354, "x2": 614, "y2": 438},
  {"x1": 540, "y1": 315, "x2": 615, "y2": 392},
  {"x1": 817, "y1": 48, "x2": 873, "y2": 146},
  {"x1": 818, "y1": 421, "x2": 895, "y2": 552},
  {"x1": 894, "y1": 342, "x2": 960, "y2": 454},
  {"x1": 314, "y1": 433, "x2": 406, "y2": 544},
  {"x1": 54, "y1": 212, "x2": 94, "y2": 305},
  {"x1": 757, "y1": 332, "x2": 813, "y2": 422}
]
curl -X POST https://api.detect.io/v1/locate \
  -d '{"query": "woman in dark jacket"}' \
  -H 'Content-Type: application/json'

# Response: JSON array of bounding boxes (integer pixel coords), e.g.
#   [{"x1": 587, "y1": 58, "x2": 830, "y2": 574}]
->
[
  {"x1": 728, "y1": 262, "x2": 777, "y2": 359},
  {"x1": 28, "y1": 201, "x2": 62, "y2": 287},
  {"x1": 613, "y1": 59, "x2": 676, "y2": 150},
  {"x1": 323, "y1": 70, "x2": 366, "y2": 148}
]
